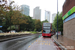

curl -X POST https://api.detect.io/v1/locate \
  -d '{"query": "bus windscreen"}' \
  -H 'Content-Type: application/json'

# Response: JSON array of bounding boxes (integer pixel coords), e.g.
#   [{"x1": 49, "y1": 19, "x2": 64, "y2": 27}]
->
[{"x1": 43, "y1": 23, "x2": 51, "y2": 33}]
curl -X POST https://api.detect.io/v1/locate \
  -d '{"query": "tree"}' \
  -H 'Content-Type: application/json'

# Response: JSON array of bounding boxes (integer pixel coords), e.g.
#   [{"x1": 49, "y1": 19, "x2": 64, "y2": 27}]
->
[
  {"x1": 11, "y1": 11, "x2": 28, "y2": 25},
  {"x1": 6, "y1": 5, "x2": 29, "y2": 31},
  {"x1": 52, "y1": 12, "x2": 63, "y2": 35},
  {"x1": 35, "y1": 19, "x2": 42, "y2": 31},
  {"x1": 0, "y1": 0, "x2": 14, "y2": 31},
  {"x1": 7, "y1": 25, "x2": 18, "y2": 30},
  {"x1": 25, "y1": 16, "x2": 34, "y2": 31},
  {"x1": 41, "y1": 20, "x2": 48, "y2": 24},
  {"x1": 41, "y1": 20, "x2": 48, "y2": 25},
  {"x1": 20, "y1": 16, "x2": 34, "y2": 31},
  {"x1": 0, "y1": 0, "x2": 8, "y2": 26},
  {"x1": 0, "y1": 0, "x2": 7, "y2": 17}
]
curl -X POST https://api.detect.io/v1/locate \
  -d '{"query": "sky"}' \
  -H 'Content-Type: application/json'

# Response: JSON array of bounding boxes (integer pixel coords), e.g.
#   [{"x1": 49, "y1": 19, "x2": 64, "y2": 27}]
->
[{"x1": 12, "y1": 0, "x2": 65, "y2": 23}]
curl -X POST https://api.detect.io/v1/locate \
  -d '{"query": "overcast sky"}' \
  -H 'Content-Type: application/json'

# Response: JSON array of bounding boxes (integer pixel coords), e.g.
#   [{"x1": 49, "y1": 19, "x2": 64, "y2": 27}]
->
[{"x1": 12, "y1": 0, "x2": 65, "y2": 23}]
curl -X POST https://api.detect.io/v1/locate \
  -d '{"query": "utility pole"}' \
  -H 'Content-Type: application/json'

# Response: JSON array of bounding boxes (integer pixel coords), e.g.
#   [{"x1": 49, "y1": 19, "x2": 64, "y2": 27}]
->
[{"x1": 57, "y1": 0, "x2": 58, "y2": 39}]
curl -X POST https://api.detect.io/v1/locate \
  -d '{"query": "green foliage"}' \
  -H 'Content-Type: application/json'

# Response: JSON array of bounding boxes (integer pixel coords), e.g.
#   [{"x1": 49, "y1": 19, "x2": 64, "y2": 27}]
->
[
  {"x1": 0, "y1": 0, "x2": 15, "y2": 31},
  {"x1": 41, "y1": 20, "x2": 48, "y2": 25},
  {"x1": 20, "y1": 16, "x2": 34, "y2": 31},
  {"x1": 52, "y1": 12, "x2": 63, "y2": 35},
  {"x1": 11, "y1": 10, "x2": 28, "y2": 25},
  {"x1": 7, "y1": 25, "x2": 18, "y2": 30},
  {"x1": 20, "y1": 19, "x2": 42, "y2": 31},
  {"x1": 34, "y1": 29, "x2": 36, "y2": 32},
  {"x1": 31, "y1": 29, "x2": 37, "y2": 34},
  {"x1": 0, "y1": 1, "x2": 43, "y2": 32},
  {"x1": 31, "y1": 31, "x2": 37, "y2": 34},
  {"x1": 35, "y1": 19, "x2": 42, "y2": 31}
]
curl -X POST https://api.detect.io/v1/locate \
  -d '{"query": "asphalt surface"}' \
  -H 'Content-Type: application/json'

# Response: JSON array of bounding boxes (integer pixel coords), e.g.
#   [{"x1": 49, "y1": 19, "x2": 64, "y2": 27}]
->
[
  {"x1": 0, "y1": 34, "x2": 60, "y2": 50},
  {"x1": 0, "y1": 34, "x2": 41, "y2": 50},
  {"x1": 27, "y1": 36, "x2": 60, "y2": 50}
]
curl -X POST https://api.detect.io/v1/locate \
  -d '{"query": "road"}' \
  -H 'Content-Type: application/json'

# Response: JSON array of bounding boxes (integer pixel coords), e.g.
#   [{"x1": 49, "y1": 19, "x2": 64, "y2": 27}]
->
[
  {"x1": 0, "y1": 34, "x2": 60, "y2": 50},
  {"x1": 27, "y1": 36, "x2": 60, "y2": 50},
  {"x1": 0, "y1": 34, "x2": 40, "y2": 50}
]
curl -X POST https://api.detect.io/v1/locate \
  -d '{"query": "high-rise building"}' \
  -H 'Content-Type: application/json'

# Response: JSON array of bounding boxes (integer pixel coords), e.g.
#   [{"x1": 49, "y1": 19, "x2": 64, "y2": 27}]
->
[
  {"x1": 21, "y1": 5, "x2": 30, "y2": 16},
  {"x1": 52, "y1": 13, "x2": 56, "y2": 23},
  {"x1": 33, "y1": 7, "x2": 41, "y2": 20},
  {"x1": 45, "y1": 11, "x2": 50, "y2": 22}
]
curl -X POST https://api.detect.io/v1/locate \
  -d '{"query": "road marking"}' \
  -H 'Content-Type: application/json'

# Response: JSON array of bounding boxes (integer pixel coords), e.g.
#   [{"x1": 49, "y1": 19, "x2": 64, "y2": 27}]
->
[
  {"x1": 36, "y1": 40, "x2": 37, "y2": 42},
  {"x1": 38, "y1": 40, "x2": 40, "y2": 42},
  {"x1": 45, "y1": 43, "x2": 47, "y2": 45},
  {"x1": 42, "y1": 43, "x2": 43, "y2": 45},
  {"x1": 32, "y1": 43, "x2": 33, "y2": 44},
  {"x1": 28, "y1": 46, "x2": 31, "y2": 48},
  {"x1": 43, "y1": 41, "x2": 44, "y2": 42},
  {"x1": 38, "y1": 41, "x2": 40, "y2": 43},
  {"x1": 40, "y1": 41, "x2": 42, "y2": 42},
  {"x1": 43, "y1": 43, "x2": 50, "y2": 45},
  {"x1": 49, "y1": 43, "x2": 50, "y2": 45},
  {"x1": 34, "y1": 41, "x2": 36, "y2": 43},
  {"x1": 47, "y1": 43, "x2": 48, "y2": 45}
]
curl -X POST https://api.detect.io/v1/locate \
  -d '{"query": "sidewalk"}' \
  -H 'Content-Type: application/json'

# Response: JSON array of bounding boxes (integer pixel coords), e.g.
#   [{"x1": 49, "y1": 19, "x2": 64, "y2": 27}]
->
[{"x1": 52, "y1": 35, "x2": 75, "y2": 50}]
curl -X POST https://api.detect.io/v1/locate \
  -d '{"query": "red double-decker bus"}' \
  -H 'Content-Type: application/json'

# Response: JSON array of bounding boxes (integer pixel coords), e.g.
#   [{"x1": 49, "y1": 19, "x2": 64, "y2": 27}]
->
[{"x1": 42, "y1": 23, "x2": 52, "y2": 37}]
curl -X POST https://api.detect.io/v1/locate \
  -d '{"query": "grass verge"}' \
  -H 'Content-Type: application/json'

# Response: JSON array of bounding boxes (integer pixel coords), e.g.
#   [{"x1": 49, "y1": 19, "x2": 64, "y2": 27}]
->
[{"x1": 30, "y1": 31, "x2": 37, "y2": 34}]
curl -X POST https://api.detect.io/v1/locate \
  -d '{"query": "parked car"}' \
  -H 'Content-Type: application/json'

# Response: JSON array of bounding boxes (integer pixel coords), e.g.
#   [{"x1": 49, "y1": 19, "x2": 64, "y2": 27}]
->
[{"x1": 9, "y1": 30, "x2": 16, "y2": 33}]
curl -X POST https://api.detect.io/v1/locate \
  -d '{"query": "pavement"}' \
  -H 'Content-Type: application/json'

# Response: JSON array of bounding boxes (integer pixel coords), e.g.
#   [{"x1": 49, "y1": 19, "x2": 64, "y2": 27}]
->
[
  {"x1": 27, "y1": 36, "x2": 60, "y2": 50},
  {"x1": 52, "y1": 35, "x2": 75, "y2": 50}
]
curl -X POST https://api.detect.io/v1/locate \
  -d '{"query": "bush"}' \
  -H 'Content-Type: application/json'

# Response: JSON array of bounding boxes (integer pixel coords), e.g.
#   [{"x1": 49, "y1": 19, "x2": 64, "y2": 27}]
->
[{"x1": 34, "y1": 29, "x2": 36, "y2": 32}]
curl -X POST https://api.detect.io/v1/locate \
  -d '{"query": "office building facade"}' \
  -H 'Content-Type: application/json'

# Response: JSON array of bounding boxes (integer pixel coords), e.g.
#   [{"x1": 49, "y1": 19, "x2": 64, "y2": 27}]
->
[
  {"x1": 45, "y1": 11, "x2": 50, "y2": 22},
  {"x1": 33, "y1": 7, "x2": 41, "y2": 20},
  {"x1": 52, "y1": 13, "x2": 56, "y2": 23},
  {"x1": 21, "y1": 5, "x2": 30, "y2": 16}
]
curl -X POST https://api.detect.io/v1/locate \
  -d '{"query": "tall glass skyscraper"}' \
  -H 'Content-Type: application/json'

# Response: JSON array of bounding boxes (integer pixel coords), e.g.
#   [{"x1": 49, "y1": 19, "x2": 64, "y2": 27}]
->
[
  {"x1": 52, "y1": 13, "x2": 56, "y2": 23},
  {"x1": 33, "y1": 7, "x2": 41, "y2": 21},
  {"x1": 21, "y1": 5, "x2": 30, "y2": 16},
  {"x1": 45, "y1": 11, "x2": 50, "y2": 22}
]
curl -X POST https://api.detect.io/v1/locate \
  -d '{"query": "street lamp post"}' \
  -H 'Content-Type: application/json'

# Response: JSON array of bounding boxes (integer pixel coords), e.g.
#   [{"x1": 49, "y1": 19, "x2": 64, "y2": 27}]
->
[{"x1": 57, "y1": 0, "x2": 58, "y2": 39}]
